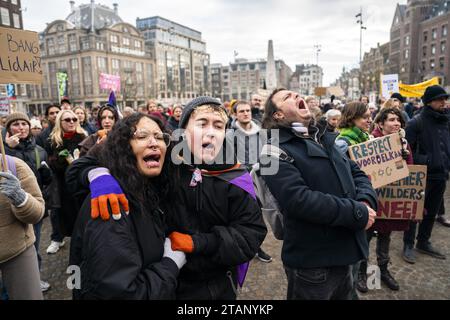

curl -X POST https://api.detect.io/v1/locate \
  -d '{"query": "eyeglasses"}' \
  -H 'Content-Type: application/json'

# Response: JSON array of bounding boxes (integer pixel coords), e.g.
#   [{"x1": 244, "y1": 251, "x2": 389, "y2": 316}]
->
[
  {"x1": 62, "y1": 118, "x2": 78, "y2": 123},
  {"x1": 133, "y1": 129, "x2": 171, "y2": 147}
]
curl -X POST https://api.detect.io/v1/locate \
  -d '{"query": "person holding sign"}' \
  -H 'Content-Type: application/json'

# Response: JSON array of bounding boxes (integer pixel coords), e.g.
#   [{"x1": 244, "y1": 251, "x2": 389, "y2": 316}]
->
[
  {"x1": 403, "y1": 85, "x2": 449, "y2": 261},
  {"x1": 0, "y1": 155, "x2": 45, "y2": 300},
  {"x1": 356, "y1": 108, "x2": 413, "y2": 292}
]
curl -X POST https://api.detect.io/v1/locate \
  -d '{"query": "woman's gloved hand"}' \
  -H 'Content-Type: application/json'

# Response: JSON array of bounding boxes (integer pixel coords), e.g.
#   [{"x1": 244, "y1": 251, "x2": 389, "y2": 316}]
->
[{"x1": 0, "y1": 171, "x2": 27, "y2": 207}]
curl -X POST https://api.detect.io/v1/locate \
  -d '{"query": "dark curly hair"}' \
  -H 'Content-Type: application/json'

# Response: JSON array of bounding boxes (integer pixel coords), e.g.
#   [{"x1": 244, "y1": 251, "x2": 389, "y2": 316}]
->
[{"x1": 96, "y1": 113, "x2": 175, "y2": 211}]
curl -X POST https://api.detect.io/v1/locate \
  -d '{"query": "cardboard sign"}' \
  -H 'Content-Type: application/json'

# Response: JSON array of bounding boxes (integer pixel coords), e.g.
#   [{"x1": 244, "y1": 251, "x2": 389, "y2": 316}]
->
[
  {"x1": 314, "y1": 87, "x2": 327, "y2": 97},
  {"x1": 100, "y1": 73, "x2": 121, "y2": 92},
  {"x1": 348, "y1": 133, "x2": 409, "y2": 189},
  {"x1": 0, "y1": 27, "x2": 43, "y2": 84},
  {"x1": 380, "y1": 74, "x2": 399, "y2": 100},
  {"x1": 376, "y1": 165, "x2": 427, "y2": 220},
  {"x1": 0, "y1": 96, "x2": 10, "y2": 116}
]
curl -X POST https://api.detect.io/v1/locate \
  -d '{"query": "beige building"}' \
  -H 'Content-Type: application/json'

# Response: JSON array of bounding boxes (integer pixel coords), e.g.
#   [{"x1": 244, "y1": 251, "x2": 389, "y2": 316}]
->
[
  {"x1": 136, "y1": 16, "x2": 210, "y2": 104},
  {"x1": 27, "y1": 1, "x2": 155, "y2": 115},
  {"x1": 218, "y1": 58, "x2": 292, "y2": 102}
]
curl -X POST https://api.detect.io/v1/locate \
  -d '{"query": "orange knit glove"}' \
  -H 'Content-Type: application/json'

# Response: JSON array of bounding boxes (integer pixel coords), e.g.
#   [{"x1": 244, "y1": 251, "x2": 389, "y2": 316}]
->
[{"x1": 169, "y1": 232, "x2": 194, "y2": 253}]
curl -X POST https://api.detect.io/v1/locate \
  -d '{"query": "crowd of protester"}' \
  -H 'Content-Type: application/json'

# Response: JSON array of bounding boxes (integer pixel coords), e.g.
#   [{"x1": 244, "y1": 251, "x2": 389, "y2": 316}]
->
[{"x1": 0, "y1": 84, "x2": 449, "y2": 300}]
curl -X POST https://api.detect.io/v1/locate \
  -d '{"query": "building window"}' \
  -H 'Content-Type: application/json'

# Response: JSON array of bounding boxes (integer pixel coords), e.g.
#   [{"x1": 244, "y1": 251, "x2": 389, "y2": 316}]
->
[
  {"x1": 12, "y1": 13, "x2": 20, "y2": 28},
  {"x1": 68, "y1": 34, "x2": 77, "y2": 52},
  {"x1": 432, "y1": 28, "x2": 437, "y2": 40},
  {"x1": 443, "y1": 25, "x2": 448, "y2": 37},
  {"x1": 431, "y1": 44, "x2": 436, "y2": 55},
  {"x1": 96, "y1": 42, "x2": 104, "y2": 51},
  {"x1": 134, "y1": 40, "x2": 141, "y2": 49},
  {"x1": 81, "y1": 38, "x2": 90, "y2": 50},
  {"x1": 423, "y1": 31, "x2": 428, "y2": 42},
  {"x1": 441, "y1": 41, "x2": 446, "y2": 54},
  {"x1": 123, "y1": 37, "x2": 130, "y2": 46},
  {"x1": 112, "y1": 59, "x2": 120, "y2": 74},
  {"x1": 439, "y1": 57, "x2": 445, "y2": 69},
  {"x1": 405, "y1": 36, "x2": 410, "y2": 46},
  {"x1": 421, "y1": 61, "x2": 426, "y2": 72},
  {"x1": 11, "y1": 0, "x2": 18, "y2": 5},
  {"x1": 58, "y1": 36, "x2": 66, "y2": 54},
  {"x1": 97, "y1": 57, "x2": 107, "y2": 72},
  {"x1": 110, "y1": 35, "x2": 118, "y2": 44},
  {"x1": 0, "y1": 7, "x2": 10, "y2": 26},
  {"x1": 47, "y1": 38, "x2": 55, "y2": 55},
  {"x1": 423, "y1": 46, "x2": 427, "y2": 57},
  {"x1": 405, "y1": 49, "x2": 409, "y2": 59},
  {"x1": 430, "y1": 60, "x2": 435, "y2": 70},
  {"x1": 70, "y1": 58, "x2": 79, "y2": 70}
]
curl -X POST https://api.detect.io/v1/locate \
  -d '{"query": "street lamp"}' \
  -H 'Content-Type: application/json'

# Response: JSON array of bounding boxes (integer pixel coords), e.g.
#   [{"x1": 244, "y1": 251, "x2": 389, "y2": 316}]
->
[
  {"x1": 314, "y1": 44, "x2": 321, "y2": 66},
  {"x1": 356, "y1": 8, "x2": 367, "y2": 95}
]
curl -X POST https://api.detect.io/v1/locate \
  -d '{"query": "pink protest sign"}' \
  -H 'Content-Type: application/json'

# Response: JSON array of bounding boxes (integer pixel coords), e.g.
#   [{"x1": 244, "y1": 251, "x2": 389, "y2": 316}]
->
[{"x1": 99, "y1": 73, "x2": 121, "y2": 92}]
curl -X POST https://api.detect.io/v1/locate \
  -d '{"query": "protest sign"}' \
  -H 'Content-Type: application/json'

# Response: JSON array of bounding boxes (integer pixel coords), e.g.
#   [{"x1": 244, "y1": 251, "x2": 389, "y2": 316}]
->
[
  {"x1": 314, "y1": 87, "x2": 327, "y2": 97},
  {"x1": 0, "y1": 96, "x2": 10, "y2": 116},
  {"x1": 376, "y1": 165, "x2": 426, "y2": 220},
  {"x1": 380, "y1": 74, "x2": 399, "y2": 100},
  {"x1": 0, "y1": 27, "x2": 43, "y2": 84},
  {"x1": 348, "y1": 133, "x2": 409, "y2": 189},
  {"x1": 100, "y1": 73, "x2": 121, "y2": 92}
]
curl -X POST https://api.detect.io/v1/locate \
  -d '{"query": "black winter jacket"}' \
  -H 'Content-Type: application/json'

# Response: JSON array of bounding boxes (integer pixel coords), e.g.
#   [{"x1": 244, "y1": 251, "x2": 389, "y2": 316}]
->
[
  {"x1": 166, "y1": 163, "x2": 267, "y2": 299},
  {"x1": 69, "y1": 196, "x2": 179, "y2": 300},
  {"x1": 4, "y1": 137, "x2": 51, "y2": 189},
  {"x1": 406, "y1": 106, "x2": 450, "y2": 181},
  {"x1": 66, "y1": 156, "x2": 267, "y2": 300},
  {"x1": 46, "y1": 133, "x2": 86, "y2": 236},
  {"x1": 262, "y1": 126, "x2": 377, "y2": 269}
]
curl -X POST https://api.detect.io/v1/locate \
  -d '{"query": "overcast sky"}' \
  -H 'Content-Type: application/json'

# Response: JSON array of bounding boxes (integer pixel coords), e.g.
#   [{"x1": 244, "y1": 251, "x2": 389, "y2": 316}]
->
[{"x1": 22, "y1": 0, "x2": 406, "y2": 86}]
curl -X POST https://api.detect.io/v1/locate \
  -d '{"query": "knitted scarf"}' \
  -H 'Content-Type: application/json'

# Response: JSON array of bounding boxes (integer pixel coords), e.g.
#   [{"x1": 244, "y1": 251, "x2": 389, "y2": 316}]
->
[{"x1": 337, "y1": 126, "x2": 370, "y2": 145}]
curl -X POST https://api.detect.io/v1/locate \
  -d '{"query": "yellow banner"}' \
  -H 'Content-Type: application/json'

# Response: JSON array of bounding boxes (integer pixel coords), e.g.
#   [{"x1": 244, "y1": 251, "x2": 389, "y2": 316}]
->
[{"x1": 399, "y1": 77, "x2": 440, "y2": 98}]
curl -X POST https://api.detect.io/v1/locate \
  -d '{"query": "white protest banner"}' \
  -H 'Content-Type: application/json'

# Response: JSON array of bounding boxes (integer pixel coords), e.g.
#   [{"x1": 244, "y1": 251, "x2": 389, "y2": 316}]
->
[
  {"x1": 0, "y1": 96, "x2": 10, "y2": 116},
  {"x1": 381, "y1": 74, "x2": 399, "y2": 100},
  {"x1": 0, "y1": 27, "x2": 43, "y2": 84},
  {"x1": 348, "y1": 133, "x2": 409, "y2": 189},
  {"x1": 376, "y1": 165, "x2": 427, "y2": 220}
]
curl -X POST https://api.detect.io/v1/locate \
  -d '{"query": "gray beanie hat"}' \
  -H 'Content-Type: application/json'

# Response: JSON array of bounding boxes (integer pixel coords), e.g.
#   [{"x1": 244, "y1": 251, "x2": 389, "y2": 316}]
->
[
  {"x1": 5, "y1": 112, "x2": 31, "y2": 129},
  {"x1": 178, "y1": 96, "x2": 224, "y2": 129}
]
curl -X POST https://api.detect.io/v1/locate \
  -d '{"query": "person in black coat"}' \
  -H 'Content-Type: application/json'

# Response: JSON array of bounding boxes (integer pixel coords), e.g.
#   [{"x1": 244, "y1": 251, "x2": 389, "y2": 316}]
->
[
  {"x1": 36, "y1": 104, "x2": 61, "y2": 148},
  {"x1": 66, "y1": 97, "x2": 267, "y2": 300},
  {"x1": 260, "y1": 88, "x2": 378, "y2": 300},
  {"x1": 69, "y1": 113, "x2": 186, "y2": 299},
  {"x1": 403, "y1": 85, "x2": 450, "y2": 261}
]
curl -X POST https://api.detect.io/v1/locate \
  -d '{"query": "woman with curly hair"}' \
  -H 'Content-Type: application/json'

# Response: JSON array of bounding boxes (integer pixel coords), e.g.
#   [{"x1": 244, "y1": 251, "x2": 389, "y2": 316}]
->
[{"x1": 69, "y1": 113, "x2": 186, "y2": 299}]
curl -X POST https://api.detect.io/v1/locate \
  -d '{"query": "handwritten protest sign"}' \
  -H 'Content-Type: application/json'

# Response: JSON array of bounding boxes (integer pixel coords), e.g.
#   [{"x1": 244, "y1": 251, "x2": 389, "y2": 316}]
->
[
  {"x1": 0, "y1": 27, "x2": 43, "y2": 84},
  {"x1": 100, "y1": 73, "x2": 121, "y2": 92},
  {"x1": 0, "y1": 96, "x2": 10, "y2": 116},
  {"x1": 376, "y1": 165, "x2": 426, "y2": 220},
  {"x1": 380, "y1": 74, "x2": 399, "y2": 100},
  {"x1": 348, "y1": 133, "x2": 409, "y2": 189}
]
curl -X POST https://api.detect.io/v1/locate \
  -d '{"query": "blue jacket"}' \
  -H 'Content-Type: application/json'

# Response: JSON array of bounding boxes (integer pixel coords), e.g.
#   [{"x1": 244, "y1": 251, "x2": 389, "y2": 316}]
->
[{"x1": 262, "y1": 125, "x2": 377, "y2": 269}]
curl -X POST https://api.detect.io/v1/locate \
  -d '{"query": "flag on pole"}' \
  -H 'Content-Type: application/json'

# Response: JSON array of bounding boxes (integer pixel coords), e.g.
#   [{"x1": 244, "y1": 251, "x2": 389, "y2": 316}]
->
[{"x1": 108, "y1": 90, "x2": 123, "y2": 119}]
